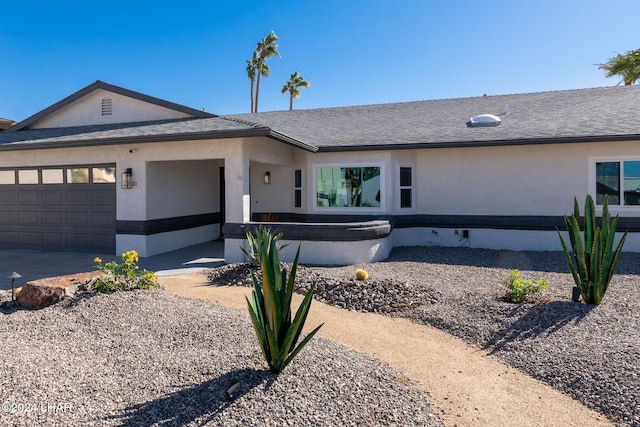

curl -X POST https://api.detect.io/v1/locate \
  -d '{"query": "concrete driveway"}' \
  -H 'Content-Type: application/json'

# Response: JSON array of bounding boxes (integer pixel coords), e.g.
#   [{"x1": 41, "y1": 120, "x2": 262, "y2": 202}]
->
[{"x1": 0, "y1": 240, "x2": 225, "y2": 291}]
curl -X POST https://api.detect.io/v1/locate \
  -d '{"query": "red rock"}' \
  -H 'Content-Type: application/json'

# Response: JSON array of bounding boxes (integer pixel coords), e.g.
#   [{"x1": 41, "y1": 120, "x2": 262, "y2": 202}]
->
[{"x1": 17, "y1": 272, "x2": 102, "y2": 309}]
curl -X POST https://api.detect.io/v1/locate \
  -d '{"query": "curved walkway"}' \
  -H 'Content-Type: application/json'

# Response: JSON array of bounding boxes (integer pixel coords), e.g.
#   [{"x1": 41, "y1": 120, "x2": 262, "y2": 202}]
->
[{"x1": 161, "y1": 273, "x2": 612, "y2": 427}]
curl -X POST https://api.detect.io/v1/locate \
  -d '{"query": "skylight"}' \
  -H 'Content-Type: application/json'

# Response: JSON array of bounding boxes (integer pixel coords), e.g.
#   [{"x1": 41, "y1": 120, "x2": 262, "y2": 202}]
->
[{"x1": 469, "y1": 114, "x2": 502, "y2": 127}]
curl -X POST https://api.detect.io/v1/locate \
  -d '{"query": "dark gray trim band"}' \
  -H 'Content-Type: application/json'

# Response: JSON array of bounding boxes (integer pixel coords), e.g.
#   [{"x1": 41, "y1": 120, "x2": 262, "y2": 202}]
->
[
  {"x1": 116, "y1": 212, "x2": 221, "y2": 235},
  {"x1": 250, "y1": 213, "x2": 640, "y2": 233},
  {"x1": 223, "y1": 220, "x2": 391, "y2": 242}
]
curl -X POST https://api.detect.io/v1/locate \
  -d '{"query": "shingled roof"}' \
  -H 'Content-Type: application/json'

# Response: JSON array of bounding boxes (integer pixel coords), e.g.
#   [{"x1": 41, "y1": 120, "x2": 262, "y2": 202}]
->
[
  {"x1": 1, "y1": 85, "x2": 639, "y2": 152},
  {"x1": 225, "y1": 85, "x2": 640, "y2": 151}
]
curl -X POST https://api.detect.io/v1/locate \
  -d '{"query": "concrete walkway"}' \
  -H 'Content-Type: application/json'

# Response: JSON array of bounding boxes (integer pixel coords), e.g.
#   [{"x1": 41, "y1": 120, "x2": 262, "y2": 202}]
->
[{"x1": 0, "y1": 240, "x2": 225, "y2": 291}]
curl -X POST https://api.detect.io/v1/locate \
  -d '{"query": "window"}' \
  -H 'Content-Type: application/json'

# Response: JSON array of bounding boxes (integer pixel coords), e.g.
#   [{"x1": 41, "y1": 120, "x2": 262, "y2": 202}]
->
[
  {"x1": 92, "y1": 167, "x2": 116, "y2": 183},
  {"x1": 596, "y1": 160, "x2": 640, "y2": 205},
  {"x1": 67, "y1": 168, "x2": 89, "y2": 183},
  {"x1": 316, "y1": 166, "x2": 381, "y2": 208},
  {"x1": 294, "y1": 169, "x2": 302, "y2": 208},
  {"x1": 0, "y1": 170, "x2": 15, "y2": 185},
  {"x1": 18, "y1": 170, "x2": 38, "y2": 184},
  {"x1": 399, "y1": 166, "x2": 413, "y2": 209},
  {"x1": 42, "y1": 169, "x2": 64, "y2": 184}
]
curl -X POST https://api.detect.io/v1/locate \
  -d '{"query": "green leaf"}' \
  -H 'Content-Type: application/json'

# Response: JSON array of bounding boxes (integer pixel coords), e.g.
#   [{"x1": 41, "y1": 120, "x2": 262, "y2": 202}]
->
[{"x1": 281, "y1": 323, "x2": 324, "y2": 371}]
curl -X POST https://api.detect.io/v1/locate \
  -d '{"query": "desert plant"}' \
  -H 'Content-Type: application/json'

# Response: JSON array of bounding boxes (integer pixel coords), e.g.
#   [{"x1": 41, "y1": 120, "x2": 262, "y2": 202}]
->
[
  {"x1": 245, "y1": 229, "x2": 323, "y2": 373},
  {"x1": 504, "y1": 269, "x2": 549, "y2": 303},
  {"x1": 557, "y1": 194, "x2": 627, "y2": 305},
  {"x1": 355, "y1": 268, "x2": 369, "y2": 280},
  {"x1": 241, "y1": 225, "x2": 289, "y2": 266},
  {"x1": 93, "y1": 250, "x2": 159, "y2": 293}
]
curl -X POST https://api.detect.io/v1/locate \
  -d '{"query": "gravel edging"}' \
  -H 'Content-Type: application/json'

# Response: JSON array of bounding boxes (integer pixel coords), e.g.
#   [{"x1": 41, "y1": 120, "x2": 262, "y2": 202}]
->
[
  {"x1": 208, "y1": 246, "x2": 640, "y2": 427},
  {"x1": 0, "y1": 288, "x2": 442, "y2": 427}
]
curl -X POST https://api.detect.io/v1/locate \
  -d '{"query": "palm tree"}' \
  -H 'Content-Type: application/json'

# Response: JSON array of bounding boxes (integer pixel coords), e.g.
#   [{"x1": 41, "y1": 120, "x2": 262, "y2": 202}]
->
[
  {"x1": 598, "y1": 49, "x2": 640, "y2": 85},
  {"x1": 281, "y1": 71, "x2": 310, "y2": 110},
  {"x1": 254, "y1": 31, "x2": 281, "y2": 113},
  {"x1": 246, "y1": 51, "x2": 270, "y2": 113}
]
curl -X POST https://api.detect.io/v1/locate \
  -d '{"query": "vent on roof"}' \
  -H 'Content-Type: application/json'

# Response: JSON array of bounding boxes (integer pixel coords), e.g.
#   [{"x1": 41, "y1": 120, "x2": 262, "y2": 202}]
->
[
  {"x1": 468, "y1": 114, "x2": 502, "y2": 127},
  {"x1": 101, "y1": 98, "x2": 113, "y2": 116}
]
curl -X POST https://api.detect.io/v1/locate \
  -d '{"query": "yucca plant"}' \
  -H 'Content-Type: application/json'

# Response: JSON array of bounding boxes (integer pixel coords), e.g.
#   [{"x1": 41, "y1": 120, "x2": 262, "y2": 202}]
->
[
  {"x1": 241, "y1": 225, "x2": 289, "y2": 266},
  {"x1": 245, "y1": 229, "x2": 323, "y2": 373},
  {"x1": 557, "y1": 194, "x2": 627, "y2": 304}
]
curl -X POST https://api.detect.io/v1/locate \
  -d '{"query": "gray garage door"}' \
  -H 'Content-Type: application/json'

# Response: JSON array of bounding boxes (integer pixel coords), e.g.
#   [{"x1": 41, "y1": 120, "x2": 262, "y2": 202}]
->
[{"x1": 0, "y1": 165, "x2": 116, "y2": 252}]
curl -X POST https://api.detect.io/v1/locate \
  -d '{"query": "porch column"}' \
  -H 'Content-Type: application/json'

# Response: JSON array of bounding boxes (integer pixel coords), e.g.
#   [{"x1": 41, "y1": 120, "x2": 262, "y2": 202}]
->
[
  {"x1": 224, "y1": 155, "x2": 251, "y2": 224},
  {"x1": 223, "y1": 154, "x2": 251, "y2": 262}
]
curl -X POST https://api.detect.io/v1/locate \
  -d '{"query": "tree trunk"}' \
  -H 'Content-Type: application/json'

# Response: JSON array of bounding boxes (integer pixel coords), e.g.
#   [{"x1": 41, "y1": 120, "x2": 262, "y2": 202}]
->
[
  {"x1": 250, "y1": 78, "x2": 255, "y2": 113},
  {"x1": 289, "y1": 91, "x2": 293, "y2": 110},
  {"x1": 255, "y1": 62, "x2": 263, "y2": 113}
]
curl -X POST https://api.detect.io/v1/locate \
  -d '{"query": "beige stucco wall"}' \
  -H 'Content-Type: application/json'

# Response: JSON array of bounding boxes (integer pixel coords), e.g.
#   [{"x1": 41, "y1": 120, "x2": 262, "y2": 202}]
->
[
  {"x1": 3, "y1": 135, "x2": 640, "y2": 258},
  {"x1": 146, "y1": 160, "x2": 220, "y2": 219},
  {"x1": 30, "y1": 89, "x2": 191, "y2": 129}
]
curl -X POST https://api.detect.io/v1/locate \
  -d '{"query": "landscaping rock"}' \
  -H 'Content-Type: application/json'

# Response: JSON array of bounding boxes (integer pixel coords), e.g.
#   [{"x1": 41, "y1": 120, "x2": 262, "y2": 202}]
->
[{"x1": 16, "y1": 271, "x2": 101, "y2": 309}]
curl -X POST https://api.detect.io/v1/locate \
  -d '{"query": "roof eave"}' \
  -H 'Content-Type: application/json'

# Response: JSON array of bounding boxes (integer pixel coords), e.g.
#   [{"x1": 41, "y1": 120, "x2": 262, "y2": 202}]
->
[
  {"x1": 315, "y1": 134, "x2": 640, "y2": 152},
  {"x1": 0, "y1": 126, "x2": 319, "y2": 152},
  {"x1": 6, "y1": 80, "x2": 216, "y2": 132}
]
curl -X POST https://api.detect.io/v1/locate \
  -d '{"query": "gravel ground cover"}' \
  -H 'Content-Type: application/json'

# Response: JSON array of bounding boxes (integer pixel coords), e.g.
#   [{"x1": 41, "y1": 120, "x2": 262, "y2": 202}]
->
[
  {"x1": 209, "y1": 246, "x2": 640, "y2": 427},
  {"x1": 0, "y1": 288, "x2": 442, "y2": 427}
]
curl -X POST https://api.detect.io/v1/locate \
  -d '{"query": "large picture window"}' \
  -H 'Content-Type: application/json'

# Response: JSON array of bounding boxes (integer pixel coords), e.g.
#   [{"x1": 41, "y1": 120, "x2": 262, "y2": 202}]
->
[
  {"x1": 596, "y1": 160, "x2": 640, "y2": 205},
  {"x1": 316, "y1": 166, "x2": 381, "y2": 208}
]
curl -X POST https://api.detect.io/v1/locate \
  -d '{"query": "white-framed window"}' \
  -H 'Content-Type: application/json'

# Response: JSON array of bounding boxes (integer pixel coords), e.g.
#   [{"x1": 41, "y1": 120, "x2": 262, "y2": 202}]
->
[
  {"x1": 0, "y1": 170, "x2": 16, "y2": 185},
  {"x1": 294, "y1": 169, "x2": 303, "y2": 208},
  {"x1": 592, "y1": 158, "x2": 640, "y2": 206},
  {"x1": 398, "y1": 165, "x2": 414, "y2": 209},
  {"x1": 315, "y1": 164, "x2": 383, "y2": 210}
]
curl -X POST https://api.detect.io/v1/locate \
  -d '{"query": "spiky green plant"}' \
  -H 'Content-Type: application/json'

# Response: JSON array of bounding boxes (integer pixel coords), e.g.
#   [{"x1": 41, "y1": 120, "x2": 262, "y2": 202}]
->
[
  {"x1": 245, "y1": 230, "x2": 323, "y2": 373},
  {"x1": 241, "y1": 225, "x2": 289, "y2": 266},
  {"x1": 557, "y1": 194, "x2": 627, "y2": 305}
]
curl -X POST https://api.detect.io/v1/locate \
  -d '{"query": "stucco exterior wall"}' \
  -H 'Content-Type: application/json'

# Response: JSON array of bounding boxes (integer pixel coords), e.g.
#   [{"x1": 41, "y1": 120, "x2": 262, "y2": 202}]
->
[
  {"x1": 146, "y1": 160, "x2": 220, "y2": 219},
  {"x1": 30, "y1": 89, "x2": 191, "y2": 129}
]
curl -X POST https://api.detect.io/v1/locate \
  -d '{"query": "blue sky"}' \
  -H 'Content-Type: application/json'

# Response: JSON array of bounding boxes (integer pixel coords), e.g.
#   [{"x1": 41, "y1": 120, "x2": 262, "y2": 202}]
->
[{"x1": 1, "y1": 0, "x2": 638, "y2": 121}]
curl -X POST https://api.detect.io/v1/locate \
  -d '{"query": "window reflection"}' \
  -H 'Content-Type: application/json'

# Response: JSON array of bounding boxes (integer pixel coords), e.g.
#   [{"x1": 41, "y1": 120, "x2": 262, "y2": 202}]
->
[
  {"x1": 623, "y1": 161, "x2": 640, "y2": 205},
  {"x1": 92, "y1": 167, "x2": 116, "y2": 183},
  {"x1": 67, "y1": 168, "x2": 89, "y2": 183},
  {"x1": 316, "y1": 167, "x2": 380, "y2": 208}
]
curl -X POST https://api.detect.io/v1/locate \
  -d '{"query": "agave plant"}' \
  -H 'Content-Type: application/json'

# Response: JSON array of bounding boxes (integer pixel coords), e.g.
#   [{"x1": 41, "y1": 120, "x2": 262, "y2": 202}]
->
[
  {"x1": 557, "y1": 194, "x2": 627, "y2": 304},
  {"x1": 241, "y1": 225, "x2": 289, "y2": 266},
  {"x1": 245, "y1": 229, "x2": 323, "y2": 373}
]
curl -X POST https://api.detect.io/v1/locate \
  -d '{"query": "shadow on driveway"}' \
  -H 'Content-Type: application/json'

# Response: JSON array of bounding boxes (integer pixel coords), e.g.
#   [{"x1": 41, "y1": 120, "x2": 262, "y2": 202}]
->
[{"x1": 0, "y1": 241, "x2": 225, "y2": 291}]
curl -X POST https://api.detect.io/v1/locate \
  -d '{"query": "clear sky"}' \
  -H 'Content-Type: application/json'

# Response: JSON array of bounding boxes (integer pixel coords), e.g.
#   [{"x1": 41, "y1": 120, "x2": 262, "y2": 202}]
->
[{"x1": 1, "y1": 0, "x2": 639, "y2": 122}]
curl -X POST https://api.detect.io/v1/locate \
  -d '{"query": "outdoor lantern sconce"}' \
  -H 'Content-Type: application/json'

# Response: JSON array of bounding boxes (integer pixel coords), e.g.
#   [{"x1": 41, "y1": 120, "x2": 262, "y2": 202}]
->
[
  {"x1": 121, "y1": 168, "x2": 136, "y2": 189},
  {"x1": 264, "y1": 171, "x2": 271, "y2": 185},
  {"x1": 7, "y1": 271, "x2": 21, "y2": 302}
]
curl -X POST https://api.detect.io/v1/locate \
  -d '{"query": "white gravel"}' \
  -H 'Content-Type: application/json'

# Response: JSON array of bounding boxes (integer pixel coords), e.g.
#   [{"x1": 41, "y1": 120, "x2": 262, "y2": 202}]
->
[
  {"x1": 0, "y1": 288, "x2": 442, "y2": 426},
  {"x1": 210, "y1": 246, "x2": 640, "y2": 427}
]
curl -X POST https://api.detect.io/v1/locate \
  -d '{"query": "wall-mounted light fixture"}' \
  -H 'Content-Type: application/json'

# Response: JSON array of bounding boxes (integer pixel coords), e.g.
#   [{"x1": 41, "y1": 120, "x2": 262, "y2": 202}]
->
[
  {"x1": 121, "y1": 168, "x2": 136, "y2": 189},
  {"x1": 264, "y1": 171, "x2": 271, "y2": 185}
]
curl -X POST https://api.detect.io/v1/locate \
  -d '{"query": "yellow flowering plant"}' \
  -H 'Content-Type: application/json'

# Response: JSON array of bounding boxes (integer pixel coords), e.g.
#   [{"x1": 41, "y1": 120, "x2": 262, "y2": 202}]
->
[{"x1": 93, "y1": 250, "x2": 159, "y2": 293}]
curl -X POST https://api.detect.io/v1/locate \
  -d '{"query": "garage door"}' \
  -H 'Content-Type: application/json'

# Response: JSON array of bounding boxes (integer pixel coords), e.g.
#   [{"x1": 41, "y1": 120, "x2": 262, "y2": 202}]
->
[{"x1": 0, "y1": 165, "x2": 116, "y2": 252}]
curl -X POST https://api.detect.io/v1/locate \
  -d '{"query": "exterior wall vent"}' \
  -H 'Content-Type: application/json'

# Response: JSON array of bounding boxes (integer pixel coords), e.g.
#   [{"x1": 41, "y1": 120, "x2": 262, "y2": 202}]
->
[
  {"x1": 101, "y1": 98, "x2": 113, "y2": 116},
  {"x1": 468, "y1": 114, "x2": 501, "y2": 127}
]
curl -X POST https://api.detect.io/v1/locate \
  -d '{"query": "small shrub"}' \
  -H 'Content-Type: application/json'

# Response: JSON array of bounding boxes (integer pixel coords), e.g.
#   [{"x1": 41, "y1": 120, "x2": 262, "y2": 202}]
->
[
  {"x1": 505, "y1": 269, "x2": 549, "y2": 303},
  {"x1": 93, "y1": 251, "x2": 159, "y2": 293},
  {"x1": 355, "y1": 269, "x2": 369, "y2": 280}
]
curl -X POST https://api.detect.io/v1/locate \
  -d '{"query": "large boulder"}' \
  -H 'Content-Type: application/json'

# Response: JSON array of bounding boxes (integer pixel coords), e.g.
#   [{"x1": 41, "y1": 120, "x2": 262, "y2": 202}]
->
[{"x1": 17, "y1": 272, "x2": 101, "y2": 309}]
